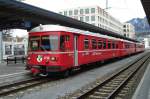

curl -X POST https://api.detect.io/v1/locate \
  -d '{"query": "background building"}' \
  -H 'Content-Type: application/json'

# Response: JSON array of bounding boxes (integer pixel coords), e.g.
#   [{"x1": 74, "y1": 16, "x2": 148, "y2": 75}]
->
[
  {"x1": 59, "y1": 6, "x2": 123, "y2": 35},
  {"x1": 144, "y1": 38, "x2": 150, "y2": 49},
  {"x1": 123, "y1": 23, "x2": 135, "y2": 38},
  {"x1": 2, "y1": 36, "x2": 28, "y2": 59}
]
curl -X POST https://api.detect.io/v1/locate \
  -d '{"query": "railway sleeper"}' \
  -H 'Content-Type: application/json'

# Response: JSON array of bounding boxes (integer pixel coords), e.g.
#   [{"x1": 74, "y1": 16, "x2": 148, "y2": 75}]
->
[
  {"x1": 102, "y1": 86, "x2": 114, "y2": 89},
  {"x1": 98, "y1": 89, "x2": 113, "y2": 93},
  {"x1": 89, "y1": 95, "x2": 106, "y2": 99},
  {"x1": 106, "y1": 84, "x2": 118, "y2": 87},
  {"x1": 93, "y1": 92, "x2": 109, "y2": 97},
  {"x1": 117, "y1": 93, "x2": 126, "y2": 97}
]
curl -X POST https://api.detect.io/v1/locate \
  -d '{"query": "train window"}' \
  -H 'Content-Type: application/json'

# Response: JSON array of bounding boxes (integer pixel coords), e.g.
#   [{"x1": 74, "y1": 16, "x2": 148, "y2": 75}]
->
[
  {"x1": 92, "y1": 39, "x2": 97, "y2": 49},
  {"x1": 112, "y1": 42, "x2": 115, "y2": 49},
  {"x1": 108, "y1": 41, "x2": 111, "y2": 49},
  {"x1": 98, "y1": 40, "x2": 102, "y2": 49},
  {"x1": 84, "y1": 39, "x2": 89, "y2": 49},
  {"x1": 66, "y1": 35, "x2": 70, "y2": 41},
  {"x1": 60, "y1": 35, "x2": 70, "y2": 50},
  {"x1": 29, "y1": 36, "x2": 40, "y2": 51},
  {"x1": 103, "y1": 40, "x2": 106, "y2": 49},
  {"x1": 41, "y1": 35, "x2": 59, "y2": 51}
]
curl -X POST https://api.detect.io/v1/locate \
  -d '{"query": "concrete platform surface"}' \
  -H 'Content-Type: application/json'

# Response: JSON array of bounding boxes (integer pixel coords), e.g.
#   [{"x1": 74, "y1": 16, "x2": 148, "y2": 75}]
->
[
  {"x1": 0, "y1": 62, "x2": 26, "y2": 76},
  {"x1": 132, "y1": 63, "x2": 150, "y2": 99}
]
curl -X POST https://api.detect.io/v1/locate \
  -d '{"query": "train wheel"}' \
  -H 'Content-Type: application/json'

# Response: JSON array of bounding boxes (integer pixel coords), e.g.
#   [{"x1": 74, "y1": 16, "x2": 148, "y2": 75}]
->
[{"x1": 62, "y1": 70, "x2": 70, "y2": 78}]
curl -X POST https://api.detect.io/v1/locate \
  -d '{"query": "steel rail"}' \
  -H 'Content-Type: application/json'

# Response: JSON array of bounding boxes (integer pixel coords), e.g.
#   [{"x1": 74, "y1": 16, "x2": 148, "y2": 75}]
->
[
  {"x1": 67, "y1": 52, "x2": 150, "y2": 99},
  {"x1": 0, "y1": 76, "x2": 51, "y2": 96}
]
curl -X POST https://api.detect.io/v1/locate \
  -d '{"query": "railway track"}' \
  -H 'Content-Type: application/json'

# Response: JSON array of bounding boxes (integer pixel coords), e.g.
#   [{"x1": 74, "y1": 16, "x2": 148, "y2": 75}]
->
[
  {"x1": 61, "y1": 52, "x2": 150, "y2": 99},
  {"x1": 0, "y1": 76, "x2": 52, "y2": 97}
]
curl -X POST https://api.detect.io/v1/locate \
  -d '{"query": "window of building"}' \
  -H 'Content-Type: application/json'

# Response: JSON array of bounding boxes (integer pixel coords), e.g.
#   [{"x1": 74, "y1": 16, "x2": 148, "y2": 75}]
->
[
  {"x1": 80, "y1": 9, "x2": 84, "y2": 14},
  {"x1": 74, "y1": 16, "x2": 78, "y2": 20},
  {"x1": 85, "y1": 16, "x2": 89, "y2": 21},
  {"x1": 98, "y1": 40, "x2": 102, "y2": 49},
  {"x1": 64, "y1": 11, "x2": 67, "y2": 16},
  {"x1": 91, "y1": 8, "x2": 95, "y2": 13},
  {"x1": 91, "y1": 23, "x2": 95, "y2": 26},
  {"x1": 103, "y1": 40, "x2": 106, "y2": 49},
  {"x1": 91, "y1": 16, "x2": 95, "y2": 21},
  {"x1": 84, "y1": 39, "x2": 89, "y2": 49},
  {"x1": 80, "y1": 17, "x2": 84, "y2": 21},
  {"x1": 85, "y1": 8, "x2": 89, "y2": 14},
  {"x1": 74, "y1": 9, "x2": 78, "y2": 15},
  {"x1": 108, "y1": 41, "x2": 111, "y2": 49},
  {"x1": 59, "y1": 12, "x2": 62, "y2": 15},
  {"x1": 92, "y1": 39, "x2": 97, "y2": 49},
  {"x1": 69, "y1": 10, "x2": 72, "y2": 16}
]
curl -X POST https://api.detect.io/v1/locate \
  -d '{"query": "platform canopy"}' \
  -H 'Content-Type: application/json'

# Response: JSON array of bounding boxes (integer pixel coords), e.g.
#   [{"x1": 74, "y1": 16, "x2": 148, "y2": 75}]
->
[
  {"x1": 141, "y1": 0, "x2": 150, "y2": 24},
  {"x1": 0, "y1": 0, "x2": 138, "y2": 42}
]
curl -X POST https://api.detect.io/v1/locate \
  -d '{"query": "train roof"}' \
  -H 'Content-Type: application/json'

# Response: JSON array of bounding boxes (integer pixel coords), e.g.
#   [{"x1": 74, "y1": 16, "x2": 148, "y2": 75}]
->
[{"x1": 30, "y1": 25, "x2": 134, "y2": 43}]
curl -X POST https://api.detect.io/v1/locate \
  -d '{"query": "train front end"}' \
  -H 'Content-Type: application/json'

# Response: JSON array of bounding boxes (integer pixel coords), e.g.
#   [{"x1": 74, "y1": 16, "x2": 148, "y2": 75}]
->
[{"x1": 26, "y1": 25, "x2": 73, "y2": 76}]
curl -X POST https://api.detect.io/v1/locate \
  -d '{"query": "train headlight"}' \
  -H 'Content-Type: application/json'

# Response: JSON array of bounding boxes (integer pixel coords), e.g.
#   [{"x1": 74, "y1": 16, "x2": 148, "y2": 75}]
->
[
  {"x1": 27, "y1": 57, "x2": 31, "y2": 60},
  {"x1": 50, "y1": 57, "x2": 57, "y2": 61}
]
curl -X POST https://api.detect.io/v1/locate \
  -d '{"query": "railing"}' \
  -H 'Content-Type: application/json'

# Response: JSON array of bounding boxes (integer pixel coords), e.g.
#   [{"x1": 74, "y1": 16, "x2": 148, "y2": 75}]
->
[{"x1": 6, "y1": 55, "x2": 26, "y2": 64}]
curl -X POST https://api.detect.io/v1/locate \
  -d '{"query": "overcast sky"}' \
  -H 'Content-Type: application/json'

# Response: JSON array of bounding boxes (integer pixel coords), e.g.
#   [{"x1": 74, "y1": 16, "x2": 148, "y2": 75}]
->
[{"x1": 13, "y1": 0, "x2": 146, "y2": 37}]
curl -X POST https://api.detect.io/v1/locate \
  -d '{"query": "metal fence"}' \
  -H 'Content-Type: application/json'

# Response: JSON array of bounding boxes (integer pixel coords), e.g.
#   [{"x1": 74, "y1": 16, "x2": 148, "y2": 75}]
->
[{"x1": 6, "y1": 55, "x2": 26, "y2": 64}]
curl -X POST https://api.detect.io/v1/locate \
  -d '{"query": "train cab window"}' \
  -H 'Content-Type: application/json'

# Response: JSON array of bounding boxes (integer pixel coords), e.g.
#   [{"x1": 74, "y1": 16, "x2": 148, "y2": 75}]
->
[
  {"x1": 92, "y1": 39, "x2": 97, "y2": 49},
  {"x1": 41, "y1": 35, "x2": 59, "y2": 51},
  {"x1": 98, "y1": 40, "x2": 102, "y2": 49},
  {"x1": 103, "y1": 40, "x2": 106, "y2": 49},
  {"x1": 29, "y1": 36, "x2": 40, "y2": 51},
  {"x1": 84, "y1": 39, "x2": 89, "y2": 49},
  {"x1": 108, "y1": 41, "x2": 111, "y2": 49}
]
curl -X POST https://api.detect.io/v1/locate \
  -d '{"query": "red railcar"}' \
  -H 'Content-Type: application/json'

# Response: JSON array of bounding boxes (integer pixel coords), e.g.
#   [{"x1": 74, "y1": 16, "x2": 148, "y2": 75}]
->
[{"x1": 26, "y1": 25, "x2": 144, "y2": 76}]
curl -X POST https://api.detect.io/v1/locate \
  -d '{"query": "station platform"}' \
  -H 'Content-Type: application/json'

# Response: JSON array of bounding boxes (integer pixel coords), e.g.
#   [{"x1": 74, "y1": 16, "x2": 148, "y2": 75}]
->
[
  {"x1": 0, "y1": 62, "x2": 26, "y2": 76},
  {"x1": 132, "y1": 63, "x2": 150, "y2": 99}
]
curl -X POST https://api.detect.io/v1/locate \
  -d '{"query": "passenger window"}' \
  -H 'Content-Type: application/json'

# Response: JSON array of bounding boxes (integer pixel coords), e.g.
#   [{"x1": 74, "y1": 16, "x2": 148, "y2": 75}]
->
[
  {"x1": 66, "y1": 35, "x2": 70, "y2": 41},
  {"x1": 84, "y1": 39, "x2": 89, "y2": 49},
  {"x1": 98, "y1": 40, "x2": 102, "y2": 49},
  {"x1": 92, "y1": 39, "x2": 97, "y2": 49},
  {"x1": 112, "y1": 42, "x2": 115, "y2": 49},
  {"x1": 108, "y1": 41, "x2": 111, "y2": 49},
  {"x1": 60, "y1": 35, "x2": 70, "y2": 50},
  {"x1": 103, "y1": 40, "x2": 106, "y2": 49}
]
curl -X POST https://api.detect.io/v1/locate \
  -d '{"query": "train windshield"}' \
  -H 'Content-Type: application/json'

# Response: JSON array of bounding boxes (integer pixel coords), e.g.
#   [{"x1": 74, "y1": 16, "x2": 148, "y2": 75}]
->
[
  {"x1": 29, "y1": 36, "x2": 40, "y2": 51},
  {"x1": 41, "y1": 35, "x2": 59, "y2": 51}
]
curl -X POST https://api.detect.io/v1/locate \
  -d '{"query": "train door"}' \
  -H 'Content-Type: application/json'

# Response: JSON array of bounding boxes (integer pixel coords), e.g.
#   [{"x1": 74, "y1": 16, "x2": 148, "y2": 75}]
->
[{"x1": 74, "y1": 35, "x2": 78, "y2": 66}]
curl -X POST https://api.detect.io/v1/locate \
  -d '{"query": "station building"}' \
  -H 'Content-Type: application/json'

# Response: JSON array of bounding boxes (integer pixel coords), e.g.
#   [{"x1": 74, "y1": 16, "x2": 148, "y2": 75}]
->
[
  {"x1": 144, "y1": 37, "x2": 150, "y2": 49},
  {"x1": 2, "y1": 36, "x2": 28, "y2": 60},
  {"x1": 123, "y1": 23, "x2": 135, "y2": 39},
  {"x1": 58, "y1": 6, "x2": 123, "y2": 35}
]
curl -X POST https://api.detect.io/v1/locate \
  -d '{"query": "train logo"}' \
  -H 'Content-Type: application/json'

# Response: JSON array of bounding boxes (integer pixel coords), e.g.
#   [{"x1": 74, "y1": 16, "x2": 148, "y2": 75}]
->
[{"x1": 37, "y1": 55, "x2": 43, "y2": 62}]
